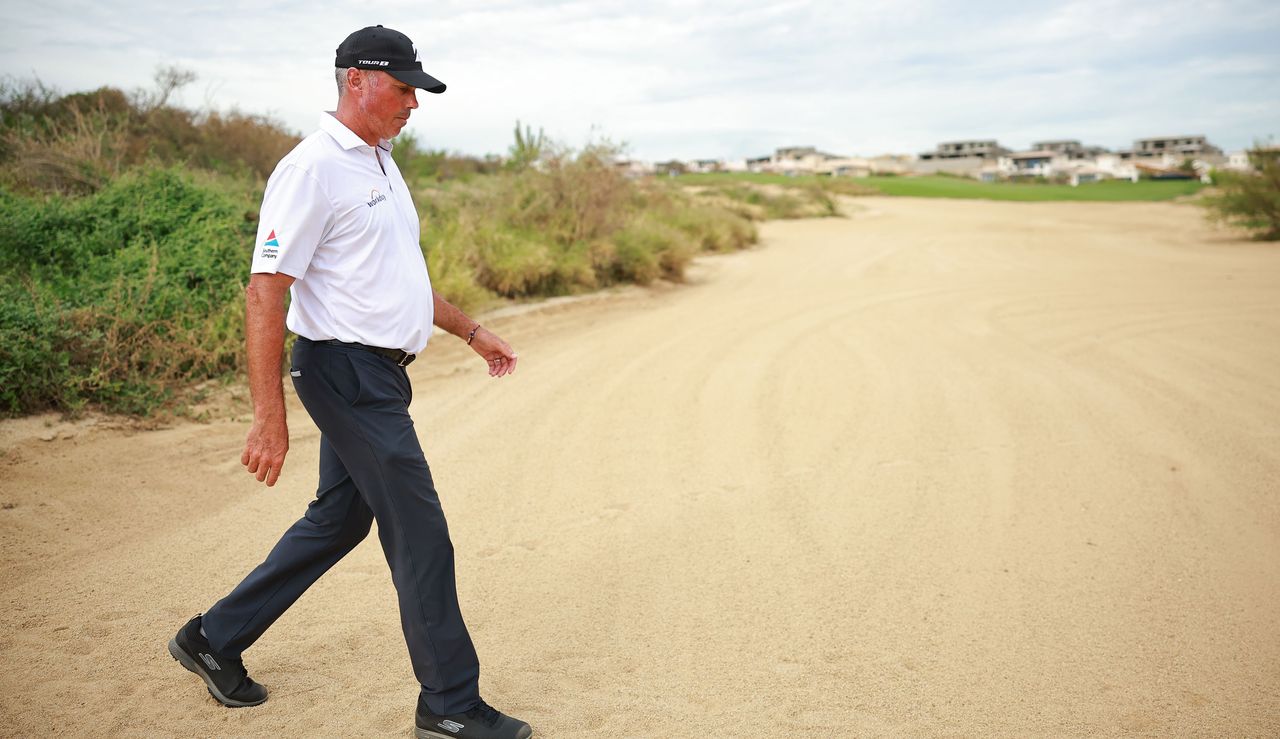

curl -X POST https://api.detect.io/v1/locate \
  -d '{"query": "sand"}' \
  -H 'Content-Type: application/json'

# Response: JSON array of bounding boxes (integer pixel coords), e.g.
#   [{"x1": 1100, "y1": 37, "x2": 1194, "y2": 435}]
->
[{"x1": 1, "y1": 196, "x2": 1277, "y2": 737}]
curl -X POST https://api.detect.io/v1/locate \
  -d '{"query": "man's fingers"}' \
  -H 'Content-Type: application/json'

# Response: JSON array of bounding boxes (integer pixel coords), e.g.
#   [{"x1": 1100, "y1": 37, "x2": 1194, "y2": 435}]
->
[
  {"x1": 486, "y1": 352, "x2": 517, "y2": 378},
  {"x1": 243, "y1": 446, "x2": 287, "y2": 486}
]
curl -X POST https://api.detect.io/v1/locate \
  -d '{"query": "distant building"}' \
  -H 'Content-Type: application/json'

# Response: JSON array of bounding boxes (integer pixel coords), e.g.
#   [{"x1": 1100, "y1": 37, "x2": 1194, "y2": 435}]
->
[
  {"x1": 1091, "y1": 153, "x2": 1140, "y2": 182},
  {"x1": 684, "y1": 158, "x2": 723, "y2": 174},
  {"x1": 1031, "y1": 139, "x2": 1084, "y2": 157},
  {"x1": 614, "y1": 160, "x2": 655, "y2": 178},
  {"x1": 815, "y1": 157, "x2": 872, "y2": 177},
  {"x1": 1133, "y1": 135, "x2": 1222, "y2": 158},
  {"x1": 868, "y1": 154, "x2": 913, "y2": 175},
  {"x1": 920, "y1": 140, "x2": 1009, "y2": 160},
  {"x1": 1067, "y1": 167, "x2": 1109, "y2": 186},
  {"x1": 773, "y1": 146, "x2": 822, "y2": 159},
  {"x1": 1224, "y1": 147, "x2": 1279, "y2": 172},
  {"x1": 1001, "y1": 150, "x2": 1060, "y2": 177},
  {"x1": 751, "y1": 146, "x2": 844, "y2": 175},
  {"x1": 997, "y1": 149, "x2": 1143, "y2": 183},
  {"x1": 654, "y1": 160, "x2": 686, "y2": 176},
  {"x1": 1031, "y1": 140, "x2": 1109, "y2": 159}
]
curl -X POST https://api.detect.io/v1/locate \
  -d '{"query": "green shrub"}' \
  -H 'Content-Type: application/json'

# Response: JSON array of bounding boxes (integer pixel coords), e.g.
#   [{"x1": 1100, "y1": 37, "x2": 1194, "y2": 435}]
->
[
  {"x1": 613, "y1": 214, "x2": 694, "y2": 284},
  {"x1": 1204, "y1": 147, "x2": 1280, "y2": 240},
  {"x1": 473, "y1": 226, "x2": 557, "y2": 296},
  {"x1": 412, "y1": 146, "x2": 754, "y2": 301},
  {"x1": 0, "y1": 281, "x2": 79, "y2": 414},
  {"x1": 391, "y1": 130, "x2": 501, "y2": 183},
  {"x1": 652, "y1": 190, "x2": 757, "y2": 252},
  {"x1": 0, "y1": 166, "x2": 255, "y2": 415}
]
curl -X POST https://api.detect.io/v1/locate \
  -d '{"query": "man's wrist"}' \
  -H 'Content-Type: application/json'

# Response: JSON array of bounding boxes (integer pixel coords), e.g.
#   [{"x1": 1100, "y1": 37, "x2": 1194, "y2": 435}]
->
[
  {"x1": 466, "y1": 324, "x2": 481, "y2": 345},
  {"x1": 252, "y1": 400, "x2": 287, "y2": 422}
]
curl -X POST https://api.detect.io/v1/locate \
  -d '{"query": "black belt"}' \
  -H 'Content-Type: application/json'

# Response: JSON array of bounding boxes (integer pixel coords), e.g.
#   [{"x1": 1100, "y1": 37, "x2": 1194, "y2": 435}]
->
[{"x1": 311, "y1": 339, "x2": 416, "y2": 367}]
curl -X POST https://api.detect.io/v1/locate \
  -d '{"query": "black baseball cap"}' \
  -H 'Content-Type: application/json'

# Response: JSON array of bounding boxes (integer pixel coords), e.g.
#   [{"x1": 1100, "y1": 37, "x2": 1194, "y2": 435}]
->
[{"x1": 335, "y1": 25, "x2": 446, "y2": 93}]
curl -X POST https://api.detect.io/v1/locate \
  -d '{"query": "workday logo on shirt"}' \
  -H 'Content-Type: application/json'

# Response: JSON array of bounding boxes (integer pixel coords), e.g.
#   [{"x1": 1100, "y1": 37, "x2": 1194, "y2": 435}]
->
[
  {"x1": 260, "y1": 229, "x2": 280, "y2": 259},
  {"x1": 367, "y1": 189, "x2": 387, "y2": 208}
]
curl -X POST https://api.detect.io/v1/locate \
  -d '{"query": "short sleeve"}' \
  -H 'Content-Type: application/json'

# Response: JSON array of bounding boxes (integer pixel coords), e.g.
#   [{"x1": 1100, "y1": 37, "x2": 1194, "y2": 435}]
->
[{"x1": 251, "y1": 164, "x2": 334, "y2": 279}]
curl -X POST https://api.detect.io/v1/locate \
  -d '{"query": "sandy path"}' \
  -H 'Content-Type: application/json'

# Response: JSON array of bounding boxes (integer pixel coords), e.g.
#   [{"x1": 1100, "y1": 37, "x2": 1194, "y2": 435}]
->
[{"x1": 1, "y1": 197, "x2": 1277, "y2": 737}]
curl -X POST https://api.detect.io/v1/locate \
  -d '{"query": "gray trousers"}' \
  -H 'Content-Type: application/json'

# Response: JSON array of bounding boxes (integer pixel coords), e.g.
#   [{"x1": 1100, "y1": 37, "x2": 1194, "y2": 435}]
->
[{"x1": 201, "y1": 337, "x2": 480, "y2": 715}]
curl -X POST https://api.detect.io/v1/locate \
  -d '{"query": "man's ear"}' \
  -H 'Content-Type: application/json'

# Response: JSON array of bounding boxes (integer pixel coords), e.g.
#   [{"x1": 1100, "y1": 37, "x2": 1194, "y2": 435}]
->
[{"x1": 346, "y1": 68, "x2": 364, "y2": 94}]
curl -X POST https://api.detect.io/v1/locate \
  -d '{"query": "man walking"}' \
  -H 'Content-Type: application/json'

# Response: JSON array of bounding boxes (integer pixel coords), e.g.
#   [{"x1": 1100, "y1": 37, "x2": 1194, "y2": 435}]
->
[{"x1": 167, "y1": 25, "x2": 533, "y2": 739}]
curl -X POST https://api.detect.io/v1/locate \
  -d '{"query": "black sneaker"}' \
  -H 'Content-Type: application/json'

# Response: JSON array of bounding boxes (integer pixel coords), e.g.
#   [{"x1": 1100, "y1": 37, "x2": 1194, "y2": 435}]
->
[
  {"x1": 167, "y1": 614, "x2": 268, "y2": 707},
  {"x1": 415, "y1": 698, "x2": 532, "y2": 739}
]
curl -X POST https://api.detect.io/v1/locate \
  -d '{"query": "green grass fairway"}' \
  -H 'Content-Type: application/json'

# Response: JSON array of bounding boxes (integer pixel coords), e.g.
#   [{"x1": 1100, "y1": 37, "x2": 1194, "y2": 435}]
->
[
  {"x1": 679, "y1": 172, "x2": 1204, "y2": 202},
  {"x1": 856, "y1": 175, "x2": 1204, "y2": 201}
]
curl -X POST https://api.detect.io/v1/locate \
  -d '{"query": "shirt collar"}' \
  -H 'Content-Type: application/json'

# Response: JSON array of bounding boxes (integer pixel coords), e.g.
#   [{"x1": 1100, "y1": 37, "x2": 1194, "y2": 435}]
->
[{"x1": 318, "y1": 112, "x2": 394, "y2": 153}]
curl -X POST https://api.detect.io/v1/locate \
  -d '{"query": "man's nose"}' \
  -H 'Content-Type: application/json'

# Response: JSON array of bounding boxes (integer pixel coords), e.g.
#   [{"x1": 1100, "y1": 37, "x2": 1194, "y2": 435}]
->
[{"x1": 407, "y1": 91, "x2": 419, "y2": 109}]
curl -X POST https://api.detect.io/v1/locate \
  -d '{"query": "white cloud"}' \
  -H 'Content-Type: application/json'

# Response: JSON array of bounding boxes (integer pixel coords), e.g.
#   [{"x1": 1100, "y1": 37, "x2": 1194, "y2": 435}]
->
[{"x1": 2, "y1": 0, "x2": 1276, "y2": 159}]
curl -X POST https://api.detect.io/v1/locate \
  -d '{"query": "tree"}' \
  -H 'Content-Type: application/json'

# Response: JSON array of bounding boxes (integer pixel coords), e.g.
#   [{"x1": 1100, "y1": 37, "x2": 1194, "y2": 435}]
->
[{"x1": 1203, "y1": 145, "x2": 1280, "y2": 240}]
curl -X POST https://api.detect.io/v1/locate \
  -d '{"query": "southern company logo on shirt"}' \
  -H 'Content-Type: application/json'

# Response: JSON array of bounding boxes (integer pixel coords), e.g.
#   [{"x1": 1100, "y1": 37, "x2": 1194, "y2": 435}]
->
[{"x1": 260, "y1": 229, "x2": 280, "y2": 259}]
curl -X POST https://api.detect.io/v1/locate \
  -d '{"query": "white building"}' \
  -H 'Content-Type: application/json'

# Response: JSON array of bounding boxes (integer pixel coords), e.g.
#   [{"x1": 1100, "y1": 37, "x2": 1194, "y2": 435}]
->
[
  {"x1": 749, "y1": 146, "x2": 848, "y2": 175},
  {"x1": 1226, "y1": 151, "x2": 1251, "y2": 170},
  {"x1": 1091, "y1": 153, "x2": 1140, "y2": 182},
  {"x1": 613, "y1": 159, "x2": 655, "y2": 178},
  {"x1": 998, "y1": 150, "x2": 1064, "y2": 178},
  {"x1": 1134, "y1": 135, "x2": 1222, "y2": 158},
  {"x1": 921, "y1": 140, "x2": 1009, "y2": 159}
]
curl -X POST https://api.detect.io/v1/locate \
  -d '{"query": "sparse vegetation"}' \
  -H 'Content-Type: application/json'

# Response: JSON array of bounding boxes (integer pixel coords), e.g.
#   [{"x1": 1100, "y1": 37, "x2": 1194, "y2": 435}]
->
[
  {"x1": 1202, "y1": 146, "x2": 1280, "y2": 240},
  {"x1": 0, "y1": 167, "x2": 255, "y2": 415},
  {"x1": 676, "y1": 174, "x2": 873, "y2": 219}
]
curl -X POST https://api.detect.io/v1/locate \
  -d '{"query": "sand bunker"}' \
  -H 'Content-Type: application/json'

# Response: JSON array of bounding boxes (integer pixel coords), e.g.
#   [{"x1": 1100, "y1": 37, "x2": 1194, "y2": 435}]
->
[{"x1": 1, "y1": 196, "x2": 1277, "y2": 736}]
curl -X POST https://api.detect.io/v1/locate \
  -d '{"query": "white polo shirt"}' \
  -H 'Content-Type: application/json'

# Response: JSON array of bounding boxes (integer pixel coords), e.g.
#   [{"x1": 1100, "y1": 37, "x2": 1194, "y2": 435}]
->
[{"x1": 250, "y1": 112, "x2": 434, "y2": 354}]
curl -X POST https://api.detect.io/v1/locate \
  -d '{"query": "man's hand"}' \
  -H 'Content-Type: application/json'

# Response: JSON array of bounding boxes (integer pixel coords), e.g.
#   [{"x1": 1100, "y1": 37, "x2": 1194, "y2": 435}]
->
[
  {"x1": 242, "y1": 416, "x2": 289, "y2": 486},
  {"x1": 431, "y1": 290, "x2": 519, "y2": 378},
  {"x1": 470, "y1": 326, "x2": 518, "y2": 378}
]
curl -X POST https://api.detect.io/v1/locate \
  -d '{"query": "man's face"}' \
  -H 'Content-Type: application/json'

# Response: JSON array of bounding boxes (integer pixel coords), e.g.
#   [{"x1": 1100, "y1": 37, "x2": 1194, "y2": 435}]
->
[{"x1": 354, "y1": 70, "x2": 419, "y2": 141}]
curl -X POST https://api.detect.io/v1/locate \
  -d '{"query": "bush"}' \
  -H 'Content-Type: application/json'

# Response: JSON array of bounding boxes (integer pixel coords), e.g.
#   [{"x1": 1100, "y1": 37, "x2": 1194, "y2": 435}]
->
[
  {"x1": 612, "y1": 214, "x2": 694, "y2": 284},
  {"x1": 1204, "y1": 146, "x2": 1280, "y2": 240},
  {"x1": 413, "y1": 144, "x2": 757, "y2": 301},
  {"x1": 0, "y1": 167, "x2": 255, "y2": 415},
  {"x1": 390, "y1": 130, "x2": 501, "y2": 183},
  {"x1": 0, "y1": 72, "x2": 298, "y2": 195}
]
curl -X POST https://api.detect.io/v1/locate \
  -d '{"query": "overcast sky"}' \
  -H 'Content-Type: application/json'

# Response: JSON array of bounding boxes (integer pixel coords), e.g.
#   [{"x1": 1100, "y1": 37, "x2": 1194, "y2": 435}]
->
[{"x1": 2, "y1": 0, "x2": 1277, "y2": 160}]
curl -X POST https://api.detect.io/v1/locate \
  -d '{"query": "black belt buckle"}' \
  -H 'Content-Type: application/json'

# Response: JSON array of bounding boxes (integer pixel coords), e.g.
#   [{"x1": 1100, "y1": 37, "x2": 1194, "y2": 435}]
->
[{"x1": 396, "y1": 351, "x2": 415, "y2": 367}]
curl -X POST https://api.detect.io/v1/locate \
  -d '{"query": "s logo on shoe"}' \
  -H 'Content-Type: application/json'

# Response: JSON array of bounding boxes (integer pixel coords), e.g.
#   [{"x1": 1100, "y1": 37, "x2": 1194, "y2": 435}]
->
[
  {"x1": 199, "y1": 653, "x2": 221, "y2": 671},
  {"x1": 437, "y1": 720, "x2": 464, "y2": 733}
]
